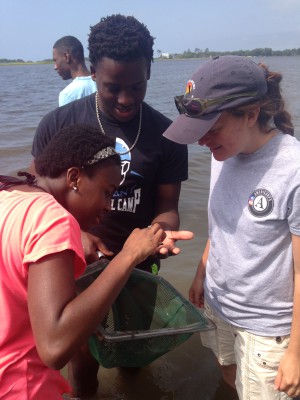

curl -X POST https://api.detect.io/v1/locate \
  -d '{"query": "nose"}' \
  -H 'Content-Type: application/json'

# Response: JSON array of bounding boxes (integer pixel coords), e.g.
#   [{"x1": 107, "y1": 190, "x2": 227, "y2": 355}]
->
[
  {"x1": 54, "y1": 63, "x2": 58, "y2": 71},
  {"x1": 117, "y1": 90, "x2": 134, "y2": 108},
  {"x1": 198, "y1": 134, "x2": 208, "y2": 146}
]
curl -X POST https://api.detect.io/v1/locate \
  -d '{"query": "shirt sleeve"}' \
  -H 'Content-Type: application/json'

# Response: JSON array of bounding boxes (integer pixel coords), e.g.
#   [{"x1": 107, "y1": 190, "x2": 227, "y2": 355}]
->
[
  {"x1": 59, "y1": 91, "x2": 75, "y2": 107},
  {"x1": 288, "y1": 180, "x2": 300, "y2": 237},
  {"x1": 59, "y1": 91, "x2": 68, "y2": 107},
  {"x1": 22, "y1": 195, "x2": 86, "y2": 278}
]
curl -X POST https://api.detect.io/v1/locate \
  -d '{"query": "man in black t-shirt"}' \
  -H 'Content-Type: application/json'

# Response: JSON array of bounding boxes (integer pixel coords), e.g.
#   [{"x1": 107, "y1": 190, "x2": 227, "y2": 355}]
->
[
  {"x1": 32, "y1": 15, "x2": 189, "y2": 273},
  {"x1": 31, "y1": 14, "x2": 190, "y2": 398}
]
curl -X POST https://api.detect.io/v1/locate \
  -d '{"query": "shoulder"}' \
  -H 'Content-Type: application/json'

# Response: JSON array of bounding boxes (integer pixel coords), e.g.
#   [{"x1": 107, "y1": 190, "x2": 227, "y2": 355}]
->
[
  {"x1": 28, "y1": 192, "x2": 70, "y2": 215},
  {"x1": 60, "y1": 80, "x2": 74, "y2": 94},
  {"x1": 19, "y1": 193, "x2": 85, "y2": 270},
  {"x1": 280, "y1": 132, "x2": 300, "y2": 146},
  {"x1": 5, "y1": 191, "x2": 73, "y2": 222},
  {"x1": 277, "y1": 133, "x2": 300, "y2": 161},
  {"x1": 142, "y1": 102, "x2": 172, "y2": 129},
  {"x1": 32, "y1": 95, "x2": 95, "y2": 157},
  {"x1": 26, "y1": 193, "x2": 81, "y2": 236},
  {"x1": 69, "y1": 76, "x2": 96, "y2": 89},
  {"x1": 73, "y1": 76, "x2": 94, "y2": 83},
  {"x1": 144, "y1": 103, "x2": 187, "y2": 150},
  {"x1": 59, "y1": 81, "x2": 96, "y2": 106},
  {"x1": 41, "y1": 95, "x2": 94, "y2": 122},
  {"x1": 141, "y1": 103, "x2": 186, "y2": 150}
]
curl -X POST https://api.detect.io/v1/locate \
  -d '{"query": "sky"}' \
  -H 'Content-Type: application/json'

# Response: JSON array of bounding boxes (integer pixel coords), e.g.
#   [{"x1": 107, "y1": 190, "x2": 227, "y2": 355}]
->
[{"x1": 1, "y1": 0, "x2": 300, "y2": 61}]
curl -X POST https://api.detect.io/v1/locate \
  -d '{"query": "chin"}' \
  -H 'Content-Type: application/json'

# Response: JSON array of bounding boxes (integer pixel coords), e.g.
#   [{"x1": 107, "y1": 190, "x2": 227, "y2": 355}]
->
[
  {"x1": 212, "y1": 149, "x2": 232, "y2": 162},
  {"x1": 213, "y1": 153, "x2": 224, "y2": 162}
]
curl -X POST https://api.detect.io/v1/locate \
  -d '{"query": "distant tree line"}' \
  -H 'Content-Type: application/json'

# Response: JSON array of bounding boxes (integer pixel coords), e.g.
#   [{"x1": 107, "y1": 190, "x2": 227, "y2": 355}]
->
[
  {"x1": 156, "y1": 47, "x2": 300, "y2": 59},
  {"x1": 0, "y1": 58, "x2": 52, "y2": 64},
  {"x1": 2, "y1": 47, "x2": 300, "y2": 64},
  {"x1": 0, "y1": 57, "x2": 87, "y2": 64},
  {"x1": 0, "y1": 58, "x2": 27, "y2": 63}
]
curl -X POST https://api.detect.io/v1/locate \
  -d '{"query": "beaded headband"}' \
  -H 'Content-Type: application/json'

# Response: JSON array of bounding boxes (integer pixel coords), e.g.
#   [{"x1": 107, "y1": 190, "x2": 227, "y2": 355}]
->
[{"x1": 83, "y1": 146, "x2": 117, "y2": 167}]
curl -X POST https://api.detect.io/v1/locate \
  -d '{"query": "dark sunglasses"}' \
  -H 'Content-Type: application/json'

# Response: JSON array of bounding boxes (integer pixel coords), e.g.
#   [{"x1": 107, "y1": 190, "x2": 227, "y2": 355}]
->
[{"x1": 175, "y1": 92, "x2": 258, "y2": 117}]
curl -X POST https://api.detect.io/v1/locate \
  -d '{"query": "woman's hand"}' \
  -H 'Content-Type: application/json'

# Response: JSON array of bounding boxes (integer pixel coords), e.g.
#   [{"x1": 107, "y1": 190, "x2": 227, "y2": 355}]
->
[
  {"x1": 122, "y1": 223, "x2": 166, "y2": 265},
  {"x1": 81, "y1": 231, "x2": 114, "y2": 264},
  {"x1": 274, "y1": 348, "x2": 300, "y2": 398}
]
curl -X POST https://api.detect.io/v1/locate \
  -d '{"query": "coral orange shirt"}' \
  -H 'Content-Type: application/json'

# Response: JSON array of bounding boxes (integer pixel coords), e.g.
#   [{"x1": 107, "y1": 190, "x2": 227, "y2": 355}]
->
[{"x1": 0, "y1": 190, "x2": 86, "y2": 399}]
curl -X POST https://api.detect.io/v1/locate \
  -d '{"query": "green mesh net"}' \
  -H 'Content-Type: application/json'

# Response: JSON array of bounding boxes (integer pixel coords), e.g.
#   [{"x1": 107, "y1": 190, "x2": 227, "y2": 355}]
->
[{"x1": 76, "y1": 260, "x2": 215, "y2": 369}]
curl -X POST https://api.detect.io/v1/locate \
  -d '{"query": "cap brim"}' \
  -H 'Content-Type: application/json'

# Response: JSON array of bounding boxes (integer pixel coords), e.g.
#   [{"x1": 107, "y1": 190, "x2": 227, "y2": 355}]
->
[{"x1": 163, "y1": 112, "x2": 221, "y2": 144}]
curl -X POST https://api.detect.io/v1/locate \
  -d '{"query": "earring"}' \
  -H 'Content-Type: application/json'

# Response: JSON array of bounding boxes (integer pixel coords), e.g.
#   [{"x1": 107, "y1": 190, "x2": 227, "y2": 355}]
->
[{"x1": 72, "y1": 185, "x2": 78, "y2": 191}]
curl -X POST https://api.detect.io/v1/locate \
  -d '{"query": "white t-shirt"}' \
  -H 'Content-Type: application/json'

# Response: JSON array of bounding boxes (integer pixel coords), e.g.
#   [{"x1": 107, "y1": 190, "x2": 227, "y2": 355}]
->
[
  {"x1": 205, "y1": 133, "x2": 300, "y2": 335},
  {"x1": 59, "y1": 76, "x2": 97, "y2": 106}
]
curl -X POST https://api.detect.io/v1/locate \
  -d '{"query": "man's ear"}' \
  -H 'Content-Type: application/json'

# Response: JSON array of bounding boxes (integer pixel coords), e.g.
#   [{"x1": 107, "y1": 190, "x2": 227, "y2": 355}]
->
[
  {"x1": 147, "y1": 64, "x2": 151, "y2": 80},
  {"x1": 90, "y1": 65, "x2": 96, "y2": 81},
  {"x1": 65, "y1": 51, "x2": 71, "y2": 64}
]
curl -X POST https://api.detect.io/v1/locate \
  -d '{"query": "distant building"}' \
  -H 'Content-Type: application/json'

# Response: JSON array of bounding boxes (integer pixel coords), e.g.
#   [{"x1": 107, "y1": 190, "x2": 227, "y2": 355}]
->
[{"x1": 161, "y1": 52, "x2": 170, "y2": 59}]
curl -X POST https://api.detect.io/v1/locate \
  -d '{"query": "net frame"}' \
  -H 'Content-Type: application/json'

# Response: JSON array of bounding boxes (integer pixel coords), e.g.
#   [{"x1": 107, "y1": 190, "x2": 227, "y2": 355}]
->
[{"x1": 76, "y1": 260, "x2": 215, "y2": 368}]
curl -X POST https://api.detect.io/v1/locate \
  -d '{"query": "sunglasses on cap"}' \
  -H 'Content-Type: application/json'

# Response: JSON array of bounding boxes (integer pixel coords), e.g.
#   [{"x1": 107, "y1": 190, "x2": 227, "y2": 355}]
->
[{"x1": 175, "y1": 92, "x2": 258, "y2": 117}]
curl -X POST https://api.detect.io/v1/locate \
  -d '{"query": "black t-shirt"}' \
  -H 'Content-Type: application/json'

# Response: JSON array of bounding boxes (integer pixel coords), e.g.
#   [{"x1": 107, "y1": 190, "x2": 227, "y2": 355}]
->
[{"x1": 32, "y1": 94, "x2": 188, "y2": 270}]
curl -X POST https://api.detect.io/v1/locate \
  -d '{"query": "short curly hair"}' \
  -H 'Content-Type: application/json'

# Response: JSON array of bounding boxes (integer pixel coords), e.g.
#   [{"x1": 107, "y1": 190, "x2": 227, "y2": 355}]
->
[
  {"x1": 35, "y1": 124, "x2": 120, "y2": 178},
  {"x1": 53, "y1": 36, "x2": 85, "y2": 63},
  {"x1": 88, "y1": 14, "x2": 154, "y2": 67}
]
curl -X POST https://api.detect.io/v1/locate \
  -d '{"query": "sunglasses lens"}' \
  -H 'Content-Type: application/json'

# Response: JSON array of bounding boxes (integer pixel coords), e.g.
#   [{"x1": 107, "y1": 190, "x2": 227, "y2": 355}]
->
[
  {"x1": 183, "y1": 98, "x2": 203, "y2": 116},
  {"x1": 175, "y1": 96, "x2": 204, "y2": 116},
  {"x1": 175, "y1": 92, "x2": 257, "y2": 117},
  {"x1": 181, "y1": 98, "x2": 203, "y2": 116}
]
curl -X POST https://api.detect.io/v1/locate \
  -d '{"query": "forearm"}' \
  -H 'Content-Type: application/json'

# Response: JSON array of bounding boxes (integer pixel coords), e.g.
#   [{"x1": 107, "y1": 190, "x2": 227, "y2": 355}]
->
[
  {"x1": 289, "y1": 235, "x2": 300, "y2": 354},
  {"x1": 151, "y1": 182, "x2": 181, "y2": 230},
  {"x1": 55, "y1": 251, "x2": 137, "y2": 363},
  {"x1": 151, "y1": 209, "x2": 180, "y2": 231},
  {"x1": 189, "y1": 239, "x2": 210, "y2": 306},
  {"x1": 287, "y1": 271, "x2": 300, "y2": 354},
  {"x1": 275, "y1": 235, "x2": 300, "y2": 396},
  {"x1": 195, "y1": 239, "x2": 210, "y2": 278},
  {"x1": 29, "y1": 226, "x2": 165, "y2": 369},
  {"x1": 32, "y1": 250, "x2": 136, "y2": 369}
]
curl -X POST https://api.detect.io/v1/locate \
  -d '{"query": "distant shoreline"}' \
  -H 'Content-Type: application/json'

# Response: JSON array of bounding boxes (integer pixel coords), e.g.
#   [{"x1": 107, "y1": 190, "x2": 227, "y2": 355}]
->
[
  {"x1": 0, "y1": 58, "x2": 198, "y2": 66},
  {"x1": 0, "y1": 61, "x2": 52, "y2": 66},
  {"x1": 1, "y1": 53, "x2": 300, "y2": 67}
]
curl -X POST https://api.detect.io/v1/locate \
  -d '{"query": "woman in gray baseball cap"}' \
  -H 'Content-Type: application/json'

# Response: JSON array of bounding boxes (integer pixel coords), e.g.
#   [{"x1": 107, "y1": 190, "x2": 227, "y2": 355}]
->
[{"x1": 164, "y1": 55, "x2": 299, "y2": 399}]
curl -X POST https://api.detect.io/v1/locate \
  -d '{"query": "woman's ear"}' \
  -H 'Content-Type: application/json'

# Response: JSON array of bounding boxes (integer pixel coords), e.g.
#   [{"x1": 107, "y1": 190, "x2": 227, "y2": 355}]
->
[
  {"x1": 247, "y1": 106, "x2": 260, "y2": 128},
  {"x1": 66, "y1": 167, "x2": 81, "y2": 190}
]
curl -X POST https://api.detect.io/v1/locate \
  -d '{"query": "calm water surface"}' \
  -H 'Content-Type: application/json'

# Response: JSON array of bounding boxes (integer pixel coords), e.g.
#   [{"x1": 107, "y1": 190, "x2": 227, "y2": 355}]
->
[{"x1": 1, "y1": 57, "x2": 300, "y2": 399}]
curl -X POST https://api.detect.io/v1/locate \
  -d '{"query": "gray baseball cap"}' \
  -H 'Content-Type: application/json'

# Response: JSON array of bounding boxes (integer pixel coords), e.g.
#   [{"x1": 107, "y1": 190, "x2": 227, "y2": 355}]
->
[{"x1": 163, "y1": 55, "x2": 267, "y2": 144}]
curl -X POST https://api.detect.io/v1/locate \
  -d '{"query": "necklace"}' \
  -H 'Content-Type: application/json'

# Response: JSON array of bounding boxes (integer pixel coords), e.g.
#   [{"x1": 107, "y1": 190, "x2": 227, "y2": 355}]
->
[{"x1": 95, "y1": 92, "x2": 142, "y2": 155}]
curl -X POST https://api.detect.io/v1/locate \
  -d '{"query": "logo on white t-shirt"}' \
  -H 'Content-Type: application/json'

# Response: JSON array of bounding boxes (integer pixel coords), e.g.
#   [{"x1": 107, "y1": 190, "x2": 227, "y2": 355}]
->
[{"x1": 248, "y1": 188, "x2": 274, "y2": 217}]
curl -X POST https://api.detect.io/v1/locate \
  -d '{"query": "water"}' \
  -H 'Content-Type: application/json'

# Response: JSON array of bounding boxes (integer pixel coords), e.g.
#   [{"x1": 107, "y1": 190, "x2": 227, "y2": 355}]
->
[{"x1": 1, "y1": 57, "x2": 300, "y2": 399}]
